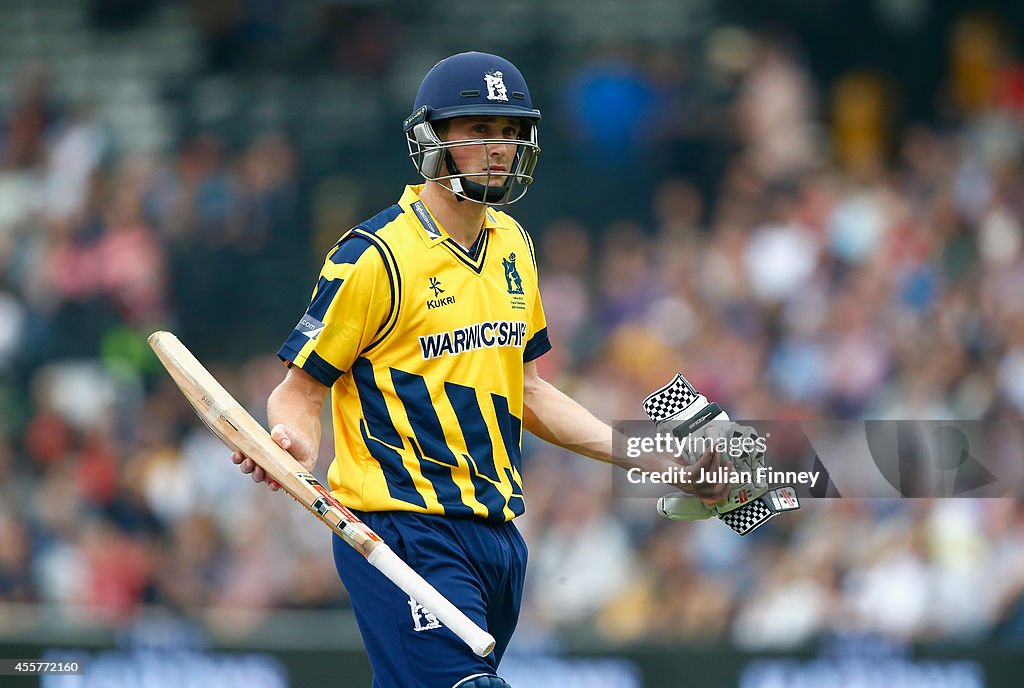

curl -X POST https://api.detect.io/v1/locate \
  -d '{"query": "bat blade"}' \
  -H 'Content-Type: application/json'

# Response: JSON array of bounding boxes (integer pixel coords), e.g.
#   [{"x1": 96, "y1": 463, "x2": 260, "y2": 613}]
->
[
  {"x1": 149, "y1": 332, "x2": 311, "y2": 501},
  {"x1": 147, "y1": 331, "x2": 496, "y2": 656}
]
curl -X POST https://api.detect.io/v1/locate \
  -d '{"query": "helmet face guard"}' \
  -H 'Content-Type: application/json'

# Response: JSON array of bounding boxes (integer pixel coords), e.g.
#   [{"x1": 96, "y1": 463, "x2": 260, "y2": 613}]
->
[
  {"x1": 405, "y1": 114, "x2": 539, "y2": 205},
  {"x1": 403, "y1": 52, "x2": 542, "y2": 206}
]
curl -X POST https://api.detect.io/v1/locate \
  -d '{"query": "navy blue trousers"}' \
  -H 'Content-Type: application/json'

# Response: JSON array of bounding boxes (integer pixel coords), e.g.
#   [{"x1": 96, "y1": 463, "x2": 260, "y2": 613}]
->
[{"x1": 333, "y1": 511, "x2": 527, "y2": 688}]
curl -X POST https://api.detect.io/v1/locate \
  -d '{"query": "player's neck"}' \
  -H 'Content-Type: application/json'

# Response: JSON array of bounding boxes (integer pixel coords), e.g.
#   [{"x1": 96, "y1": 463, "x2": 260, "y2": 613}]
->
[{"x1": 419, "y1": 182, "x2": 487, "y2": 250}]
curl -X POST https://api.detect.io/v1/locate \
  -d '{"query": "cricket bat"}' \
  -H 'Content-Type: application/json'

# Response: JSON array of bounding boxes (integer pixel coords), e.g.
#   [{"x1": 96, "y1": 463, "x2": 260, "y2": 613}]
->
[{"x1": 148, "y1": 331, "x2": 496, "y2": 657}]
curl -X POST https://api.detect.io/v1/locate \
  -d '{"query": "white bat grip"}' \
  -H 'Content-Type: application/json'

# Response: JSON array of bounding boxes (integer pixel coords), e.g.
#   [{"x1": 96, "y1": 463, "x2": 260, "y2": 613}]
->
[{"x1": 366, "y1": 543, "x2": 496, "y2": 657}]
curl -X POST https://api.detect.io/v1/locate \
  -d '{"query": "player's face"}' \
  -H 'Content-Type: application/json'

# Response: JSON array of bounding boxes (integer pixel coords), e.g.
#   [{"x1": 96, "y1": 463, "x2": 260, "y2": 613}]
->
[{"x1": 441, "y1": 116, "x2": 522, "y2": 187}]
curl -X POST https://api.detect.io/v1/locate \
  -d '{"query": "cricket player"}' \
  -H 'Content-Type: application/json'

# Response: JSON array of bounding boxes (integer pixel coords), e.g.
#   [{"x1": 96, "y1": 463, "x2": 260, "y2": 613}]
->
[{"x1": 232, "y1": 52, "x2": 728, "y2": 688}]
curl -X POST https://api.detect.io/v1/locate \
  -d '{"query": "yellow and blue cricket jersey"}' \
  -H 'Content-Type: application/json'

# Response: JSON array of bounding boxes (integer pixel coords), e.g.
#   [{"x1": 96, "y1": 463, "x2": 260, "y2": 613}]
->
[{"x1": 279, "y1": 185, "x2": 550, "y2": 523}]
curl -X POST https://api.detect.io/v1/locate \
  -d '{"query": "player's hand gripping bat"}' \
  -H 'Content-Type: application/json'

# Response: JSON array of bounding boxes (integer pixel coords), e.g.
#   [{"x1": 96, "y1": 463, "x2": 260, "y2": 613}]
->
[{"x1": 148, "y1": 331, "x2": 496, "y2": 657}]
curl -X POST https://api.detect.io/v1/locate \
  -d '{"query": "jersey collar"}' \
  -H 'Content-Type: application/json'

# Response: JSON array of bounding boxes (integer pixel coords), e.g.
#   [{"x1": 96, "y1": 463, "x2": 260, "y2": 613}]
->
[{"x1": 399, "y1": 185, "x2": 512, "y2": 247}]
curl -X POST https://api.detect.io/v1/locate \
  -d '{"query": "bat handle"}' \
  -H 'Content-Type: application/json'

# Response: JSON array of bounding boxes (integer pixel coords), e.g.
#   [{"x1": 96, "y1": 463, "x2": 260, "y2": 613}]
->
[{"x1": 365, "y1": 543, "x2": 496, "y2": 657}]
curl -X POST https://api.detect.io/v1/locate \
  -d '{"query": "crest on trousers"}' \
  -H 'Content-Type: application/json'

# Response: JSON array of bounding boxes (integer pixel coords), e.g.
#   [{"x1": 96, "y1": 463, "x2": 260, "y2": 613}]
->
[
  {"x1": 503, "y1": 253, "x2": 524, "y2": 295},
  {"x1": 409, "y1": 596, "x2": 442, "y2": 632},
  {"x1": 484, "y1": 70, "x2": 508, "y2": 101}
]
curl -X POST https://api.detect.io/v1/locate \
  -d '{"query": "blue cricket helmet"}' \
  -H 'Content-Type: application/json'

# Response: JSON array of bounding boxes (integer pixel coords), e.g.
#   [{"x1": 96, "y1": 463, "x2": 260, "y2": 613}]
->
[
  {"x1": 404, "y1": 52, "x2": 541, "y2": 206},
  {"x1": 405, "y1": 52, "x2": 542, "y2": 126}
]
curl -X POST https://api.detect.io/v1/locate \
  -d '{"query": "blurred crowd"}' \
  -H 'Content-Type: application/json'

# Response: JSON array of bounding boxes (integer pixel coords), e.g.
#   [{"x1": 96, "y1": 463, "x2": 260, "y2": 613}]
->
[{"x1": 0, "y1": 5, "x2": 1023, "y2": 653}]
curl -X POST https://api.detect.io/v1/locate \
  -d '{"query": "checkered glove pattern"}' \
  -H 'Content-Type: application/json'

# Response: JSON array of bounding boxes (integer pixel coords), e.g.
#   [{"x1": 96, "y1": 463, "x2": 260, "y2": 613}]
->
[
  {"x1": 644, "y1": 373, "x2": 800, "y2": 535},
  {"x1": 719, "y1": 497, "x2": 775, "y2": 535},
  {"x1": 642, "y1": 374, "x2": 701, "y2": 425},
  {"x1": 642, "y1": 373, "x2": 727, "y2": 438}
]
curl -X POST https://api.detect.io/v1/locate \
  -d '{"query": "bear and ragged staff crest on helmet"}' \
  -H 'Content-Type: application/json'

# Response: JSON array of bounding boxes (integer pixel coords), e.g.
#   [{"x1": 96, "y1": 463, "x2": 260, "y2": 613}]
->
[{"x1": 484, "y1": 70, "x2": 508, "y2": 102}]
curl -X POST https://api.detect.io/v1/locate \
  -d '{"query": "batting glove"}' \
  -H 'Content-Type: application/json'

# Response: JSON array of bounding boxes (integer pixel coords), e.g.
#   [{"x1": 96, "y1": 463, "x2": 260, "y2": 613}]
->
[{"x1": 642, "y1": 374, "x2": 800, "y2": 535}]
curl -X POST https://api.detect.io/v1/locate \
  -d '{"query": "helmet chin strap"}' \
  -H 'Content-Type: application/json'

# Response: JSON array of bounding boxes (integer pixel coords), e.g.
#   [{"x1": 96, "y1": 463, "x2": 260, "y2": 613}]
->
[{"x1": 445, "y1": 153, "x2": 511, "y2": 204}]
